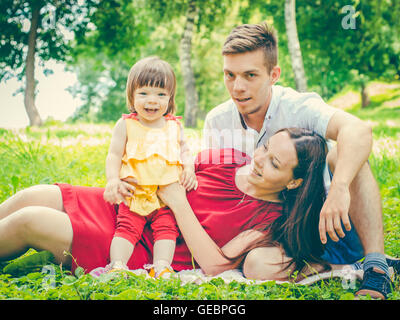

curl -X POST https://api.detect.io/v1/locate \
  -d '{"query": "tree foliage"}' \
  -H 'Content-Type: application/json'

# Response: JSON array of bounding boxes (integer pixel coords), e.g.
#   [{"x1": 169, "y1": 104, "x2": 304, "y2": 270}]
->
[
  {"x1": 0, "y1": 0, "x2": 96, "y2": 126},
  {"x1": 244, "y1": 0, "x2": 400, "y2": 101},
  {"x1": 2, "y1": 0, "x2": 399, "y2": 125},
  {"x1": 0, "y1": 0, "x2": 95, "y2": 81},
  {"x1": 67, "y1": 0, "x2": 156, "y2": 123}
]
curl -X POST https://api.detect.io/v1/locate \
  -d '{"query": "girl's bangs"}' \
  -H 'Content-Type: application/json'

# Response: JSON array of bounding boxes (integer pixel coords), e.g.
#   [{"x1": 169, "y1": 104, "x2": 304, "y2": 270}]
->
[{"x1": 135, "y1": 66, "x2": 174, "y2": 92}]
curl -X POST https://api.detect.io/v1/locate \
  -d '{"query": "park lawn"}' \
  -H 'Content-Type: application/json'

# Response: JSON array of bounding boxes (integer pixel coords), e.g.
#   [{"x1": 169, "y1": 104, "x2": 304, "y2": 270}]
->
[{"x1": 0, "y1": 82, "x2": 399, "y2": 300}]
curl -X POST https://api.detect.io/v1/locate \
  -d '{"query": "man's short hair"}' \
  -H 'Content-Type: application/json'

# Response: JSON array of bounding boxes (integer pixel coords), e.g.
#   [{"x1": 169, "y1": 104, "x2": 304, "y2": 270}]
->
[{"x1": 222, "y1": 22, "x2": 278, "y2": 73}]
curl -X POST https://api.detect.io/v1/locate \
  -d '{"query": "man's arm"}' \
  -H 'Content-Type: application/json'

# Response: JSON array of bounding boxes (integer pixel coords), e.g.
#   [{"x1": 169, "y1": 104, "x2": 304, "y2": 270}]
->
[
  {"x1": 326, "y1": 110, "x2": 372, "y2": 187},
  {"x1": 319, "y1": 109, "x2": 373, "y2": 243}
]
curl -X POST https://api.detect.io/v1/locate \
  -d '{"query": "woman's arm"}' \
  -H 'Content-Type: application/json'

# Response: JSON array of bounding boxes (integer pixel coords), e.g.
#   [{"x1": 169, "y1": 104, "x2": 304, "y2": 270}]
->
[{"x1": 157, "y1": 182, "x2": 264, "y2": 276}]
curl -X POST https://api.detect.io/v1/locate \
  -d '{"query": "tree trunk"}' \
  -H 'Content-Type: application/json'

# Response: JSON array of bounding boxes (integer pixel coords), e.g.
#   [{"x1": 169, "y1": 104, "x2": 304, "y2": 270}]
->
[
  {"x1": 179, "y1": 0, "x2": 199, "y2": 128},
  {"x1": 24, "y1": 3, "x2": 42, "y2": 127},
  {"x1": 284, "y1": 0, "x2": 308, "y2": 92},
  {"x1": 361, "y1": 82, "x2": 370, "y2": 108}
]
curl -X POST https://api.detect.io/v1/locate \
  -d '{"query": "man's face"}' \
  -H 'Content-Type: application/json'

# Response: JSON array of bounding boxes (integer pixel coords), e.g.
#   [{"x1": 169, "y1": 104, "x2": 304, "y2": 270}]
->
[{"x1": 223, "y1": 49, "x2": 280, "y2": 117}]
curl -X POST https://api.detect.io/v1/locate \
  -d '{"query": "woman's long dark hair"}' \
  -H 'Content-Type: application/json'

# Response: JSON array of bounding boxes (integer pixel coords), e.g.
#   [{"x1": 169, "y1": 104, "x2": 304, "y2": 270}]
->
[
  {"x1": 272, "y1": 127, "x2": 329, "y2": 274},
  {"x1": 224, "y1": 127, "x2": 329, "y2": 276}
]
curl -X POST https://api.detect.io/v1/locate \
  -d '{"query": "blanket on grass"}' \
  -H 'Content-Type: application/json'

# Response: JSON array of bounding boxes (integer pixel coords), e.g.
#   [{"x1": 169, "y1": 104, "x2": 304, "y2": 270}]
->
[{"x1": 89, "y1": 266, "x2": 366, "y2": 286}]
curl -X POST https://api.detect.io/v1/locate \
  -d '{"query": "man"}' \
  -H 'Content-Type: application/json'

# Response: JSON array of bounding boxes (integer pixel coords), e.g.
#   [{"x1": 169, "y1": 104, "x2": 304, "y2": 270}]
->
[{"x1": 203, "y1": 22, "x2": 395, "y2": 299}]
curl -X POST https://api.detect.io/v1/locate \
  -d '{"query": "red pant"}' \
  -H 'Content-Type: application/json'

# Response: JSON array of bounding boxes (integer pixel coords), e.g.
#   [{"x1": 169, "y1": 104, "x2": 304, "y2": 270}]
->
[{"x1": 114, "y1": 203, "x2": 179, "y2": 245}]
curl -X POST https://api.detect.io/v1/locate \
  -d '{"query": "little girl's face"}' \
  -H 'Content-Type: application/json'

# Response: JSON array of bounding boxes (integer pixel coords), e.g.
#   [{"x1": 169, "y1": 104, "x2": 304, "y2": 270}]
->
[{"x1": 133, "y1": 86, "x2": 170, "y2": 123}]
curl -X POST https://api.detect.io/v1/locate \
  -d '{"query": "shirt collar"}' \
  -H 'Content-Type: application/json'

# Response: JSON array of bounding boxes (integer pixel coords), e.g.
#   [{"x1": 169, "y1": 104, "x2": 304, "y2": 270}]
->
[
  {"x1": 236, "y1": 85, "x2": 277, "y2": 131},
  {"x1": 238, "y1": 112, "x2": 248, "y2": 129}
]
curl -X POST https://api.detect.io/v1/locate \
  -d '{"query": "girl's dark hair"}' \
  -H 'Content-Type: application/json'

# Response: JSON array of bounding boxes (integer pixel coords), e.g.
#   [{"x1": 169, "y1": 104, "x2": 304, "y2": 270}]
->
[{"x1": 224, "y1": 127, "x2": 329, "y2": 276}]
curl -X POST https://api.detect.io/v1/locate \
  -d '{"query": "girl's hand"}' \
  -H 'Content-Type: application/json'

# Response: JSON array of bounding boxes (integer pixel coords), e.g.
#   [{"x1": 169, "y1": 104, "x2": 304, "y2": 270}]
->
[
  {"x1": 103, "y1": 178, "x2": 136, "y2": 205},
  {"x1": 179, "y1": 167, "x2": 198, "y2": 191}
]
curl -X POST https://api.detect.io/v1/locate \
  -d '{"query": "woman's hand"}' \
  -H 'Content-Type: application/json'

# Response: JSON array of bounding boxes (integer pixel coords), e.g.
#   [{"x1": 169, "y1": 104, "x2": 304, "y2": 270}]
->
[
  {"x1": 179, "y1": 167, "x2": 198, "y2": 191},
  {"x1": 157, "y1": 182, "x2": 187, "y2": 208},
  {"x1": 103, "y1": 178, "x2": 136, "y2": 206}
]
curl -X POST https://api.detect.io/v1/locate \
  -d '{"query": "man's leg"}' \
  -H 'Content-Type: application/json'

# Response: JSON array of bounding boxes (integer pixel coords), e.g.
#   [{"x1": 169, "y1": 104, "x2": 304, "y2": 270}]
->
[
  {"x1": 327, "y1": 147, "x2": 385, "y2": 258},
  {"x1": 347, "y1": 162, "x2": 385, "y2": 255},
  {"x1": 327, "y1": 147, "x2": 391, "y2": 299}
]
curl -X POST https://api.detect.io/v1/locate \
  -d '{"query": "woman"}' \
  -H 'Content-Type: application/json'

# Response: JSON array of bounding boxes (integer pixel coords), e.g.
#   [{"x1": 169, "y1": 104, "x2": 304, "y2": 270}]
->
[{"x1": 0, "y1": 128, "x2": 331, "y2": 280}]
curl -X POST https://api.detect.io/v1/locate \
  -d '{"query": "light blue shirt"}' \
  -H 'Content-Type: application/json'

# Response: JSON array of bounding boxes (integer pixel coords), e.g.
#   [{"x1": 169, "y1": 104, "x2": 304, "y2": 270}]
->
[{"x1": 203, "y1": 85, "x2": 339, "y2": 191}]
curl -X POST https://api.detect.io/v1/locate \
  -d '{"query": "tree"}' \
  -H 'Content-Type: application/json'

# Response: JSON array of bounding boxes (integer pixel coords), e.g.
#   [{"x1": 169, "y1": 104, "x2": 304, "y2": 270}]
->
[
  {"x1": 179, "y1": 0, "x2": 199, "y2": 128},
  {"x1": 284, "y1": 0, "x2": 307, "y2": 92},
  {"x1": 68, "y1": 0, "x2": 155, "y2": 122},
  {"x1": 147, "y1": 0, "x2": 228, "y2": 127},
  {"x1": 0, "y1": 0, "x2": 95, "y2": 126},
  {"x1": 350, "y1": 0, "x2": 400, "y2": 107},
  {"x1": 291, "y1": 0, "x2": 400, "y2": 106},
  {"x1": 24, "y1": 1, "x2": 42, "y2": 126},
  {"x1": 304, "y1": 0, "x2": 400, "y2": 107},
  {"x1": 236, "y1": 0, "x2": 304, "y2": 91},
  {"x1": 241, "y1": 0, "x2": 400, "y2": 104}
]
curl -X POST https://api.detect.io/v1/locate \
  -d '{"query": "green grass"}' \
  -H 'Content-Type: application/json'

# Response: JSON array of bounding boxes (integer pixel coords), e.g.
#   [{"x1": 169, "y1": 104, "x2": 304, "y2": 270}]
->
[
  {"x1": 0, "y1": 82, "x2": 399, "y2": 300},
  {"x1": 0, "y1": 266, "x2": 371, "y2": 300}
]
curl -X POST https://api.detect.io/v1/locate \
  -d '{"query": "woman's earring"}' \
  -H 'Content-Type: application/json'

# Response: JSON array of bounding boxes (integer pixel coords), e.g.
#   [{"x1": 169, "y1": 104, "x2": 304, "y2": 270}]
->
[{"x1": 287, "y1": 178, "x2": 303, "y2": 190}]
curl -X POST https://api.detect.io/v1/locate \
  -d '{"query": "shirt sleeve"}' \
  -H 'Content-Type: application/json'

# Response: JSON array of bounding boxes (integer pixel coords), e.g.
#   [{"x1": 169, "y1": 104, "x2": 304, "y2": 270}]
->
[
  {"x1": 202, "y1": 113, "x2": 222, "y2": 150},
  {"x1": 300, "y1": 95, "x2": 338, "y2": 138},
  {"x1": 276, "y1": 89, "x2": 339, "y2": 139}
]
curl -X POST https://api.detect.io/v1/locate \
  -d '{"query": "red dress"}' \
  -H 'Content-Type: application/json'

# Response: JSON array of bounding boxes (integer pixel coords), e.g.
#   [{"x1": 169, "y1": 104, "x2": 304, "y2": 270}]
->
[{"x1": 58, "y1": 148, "x2": 283, "y2": 273}]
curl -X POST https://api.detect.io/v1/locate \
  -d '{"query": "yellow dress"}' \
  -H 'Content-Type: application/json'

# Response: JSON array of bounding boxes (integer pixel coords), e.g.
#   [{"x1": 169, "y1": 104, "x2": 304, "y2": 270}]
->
[{"x1": 119, "y1": 113, "x2": 183, "y2": 216}]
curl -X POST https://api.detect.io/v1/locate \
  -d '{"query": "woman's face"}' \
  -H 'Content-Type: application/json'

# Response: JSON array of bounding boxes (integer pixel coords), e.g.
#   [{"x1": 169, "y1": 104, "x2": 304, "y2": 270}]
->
[{"x1": 248, "y1": 131, "x2": 299, "y2": 194}]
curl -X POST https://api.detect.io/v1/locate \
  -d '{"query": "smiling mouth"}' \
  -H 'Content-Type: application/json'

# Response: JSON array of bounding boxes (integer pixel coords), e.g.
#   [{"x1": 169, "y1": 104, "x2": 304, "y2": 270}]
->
[
  {"x1": 144, "y1": 107, "x2": 159, "y2": 113},
  {"x1": 235, "y1": 97, "x2": 251, "y2": 103}
]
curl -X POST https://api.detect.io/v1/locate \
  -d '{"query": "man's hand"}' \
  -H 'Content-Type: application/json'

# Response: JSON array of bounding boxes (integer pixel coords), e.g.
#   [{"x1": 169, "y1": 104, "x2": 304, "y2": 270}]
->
[
  {"x1": 319, "y1": 183, "x2": 352, "y2": 244},
  {"x1": 103, "y1": 178, "x2": 137, "y2": 206}
]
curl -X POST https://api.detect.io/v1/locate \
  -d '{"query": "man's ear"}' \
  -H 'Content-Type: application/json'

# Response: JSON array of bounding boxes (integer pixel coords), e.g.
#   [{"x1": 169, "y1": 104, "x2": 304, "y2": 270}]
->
[
  {"x1": 286, "y1": 178, "x2": 303, "y2": 190},
  {"x1": 270, "y1": 66, "x2": 281, "y2": 84}
]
